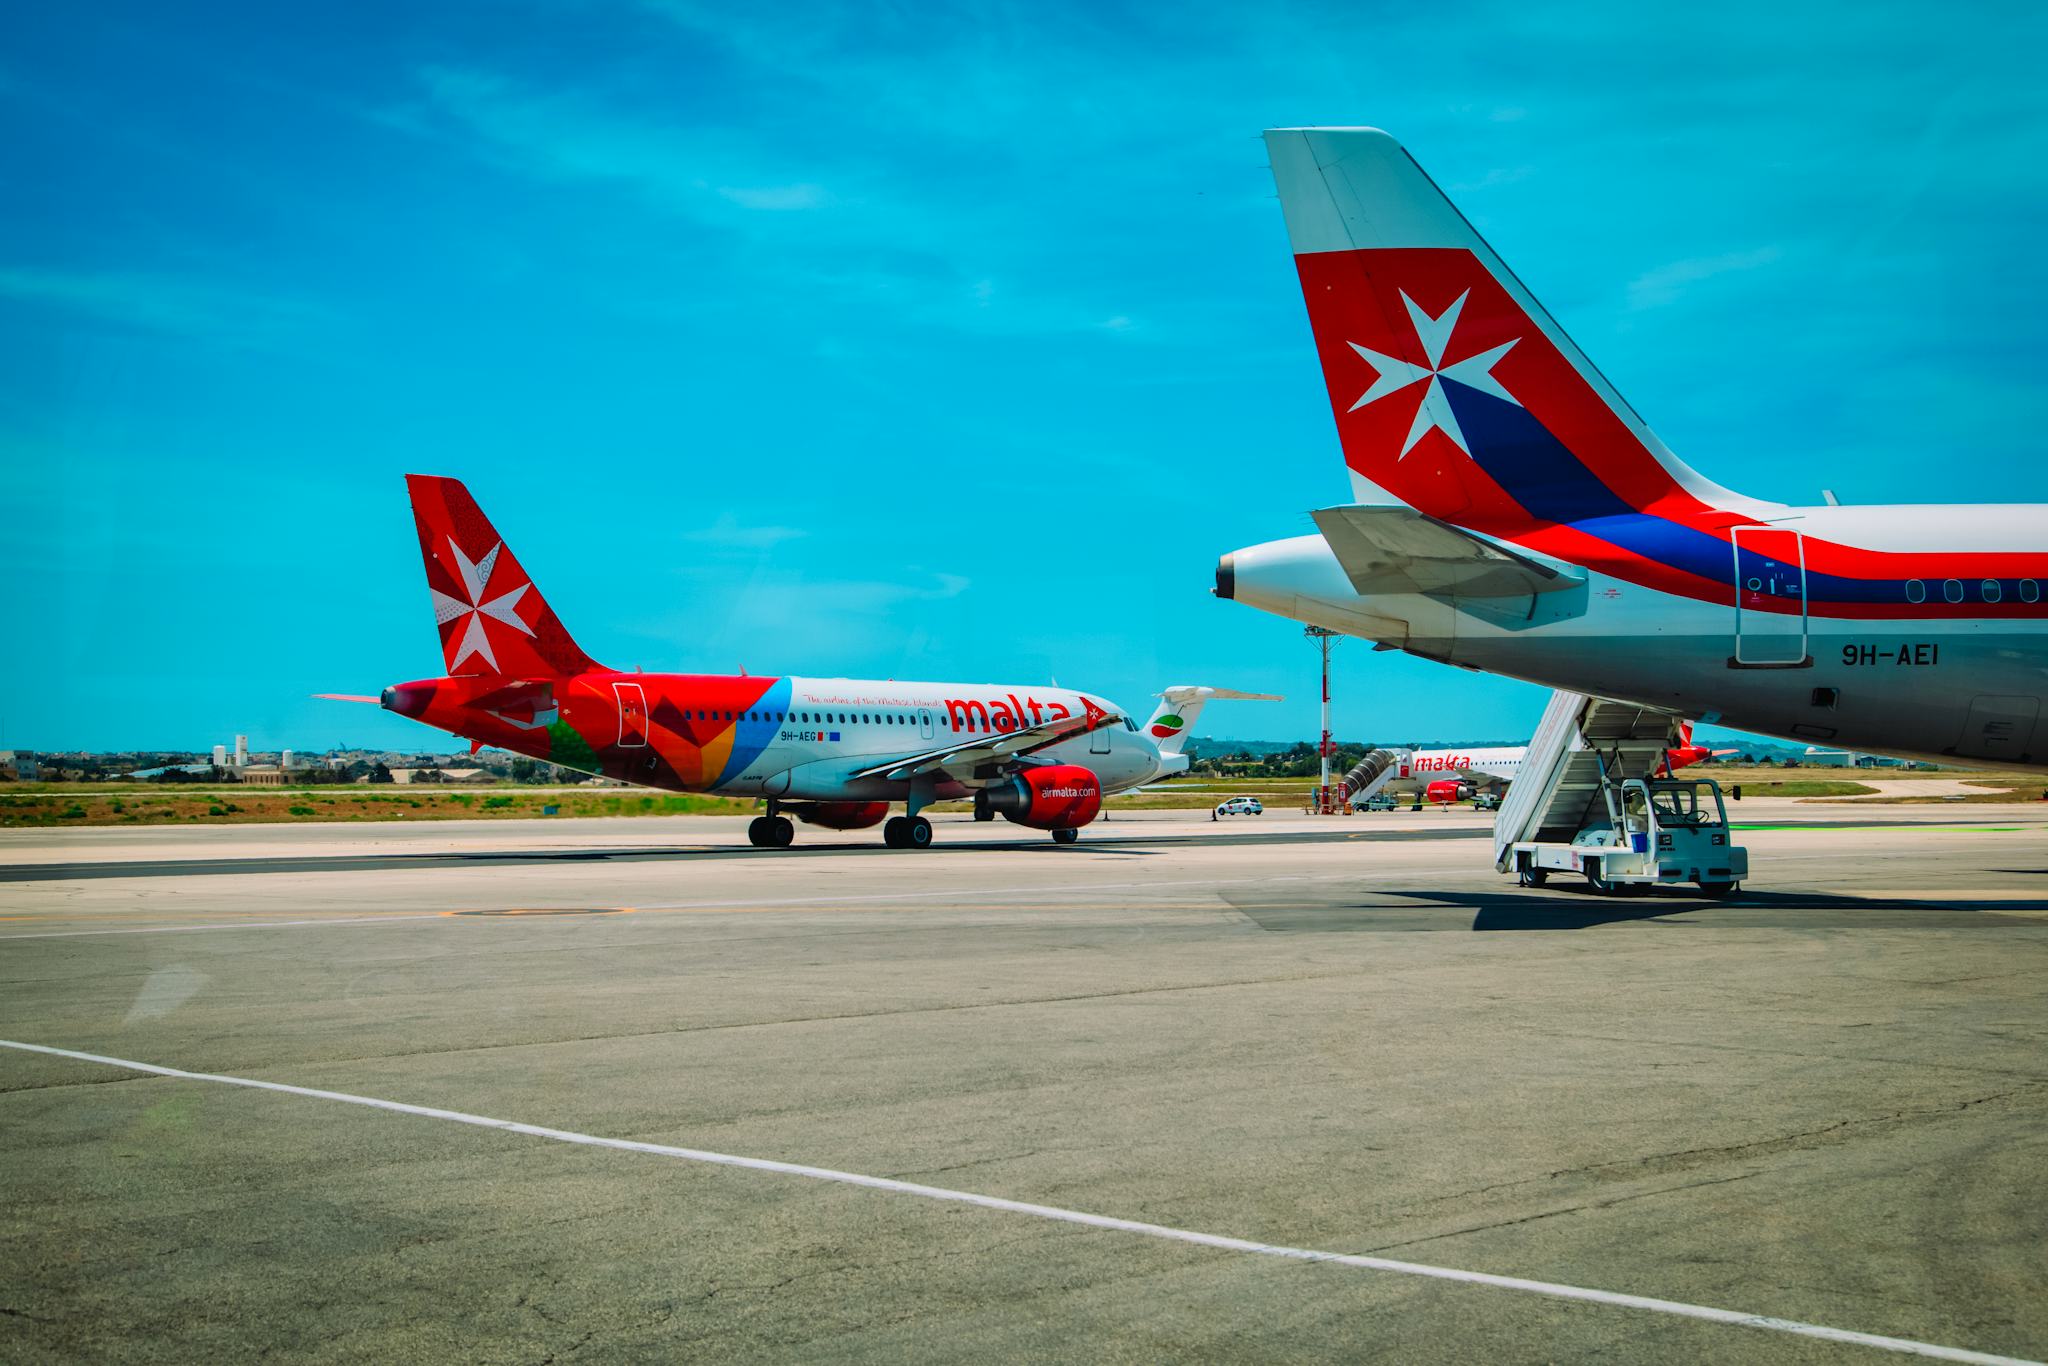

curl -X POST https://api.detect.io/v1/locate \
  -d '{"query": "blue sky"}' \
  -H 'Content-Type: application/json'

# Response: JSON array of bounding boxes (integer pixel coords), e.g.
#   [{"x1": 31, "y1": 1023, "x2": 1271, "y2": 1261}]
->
[{"x1": 7, "y1": 0, "x2": 2048, "y2": 752}]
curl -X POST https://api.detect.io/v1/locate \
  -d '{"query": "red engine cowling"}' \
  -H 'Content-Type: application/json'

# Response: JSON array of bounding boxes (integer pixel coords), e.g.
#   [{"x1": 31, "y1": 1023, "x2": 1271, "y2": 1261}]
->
[
  {"x1": 791, "y1": 800, "x2": 890, "y2": 830},
  {"x1": 980, "y1": 764, "x2": 1102, "y2": 830},
  {"x1": 1425, "y1": 779, "x2": 1469, "y2": 806}
]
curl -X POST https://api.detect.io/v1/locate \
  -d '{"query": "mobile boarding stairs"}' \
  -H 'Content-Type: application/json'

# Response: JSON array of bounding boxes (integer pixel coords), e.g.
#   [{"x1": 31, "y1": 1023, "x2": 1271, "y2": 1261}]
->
[{"x1": 1493, "y1": 691, "x2": 1747, "y2": 897}]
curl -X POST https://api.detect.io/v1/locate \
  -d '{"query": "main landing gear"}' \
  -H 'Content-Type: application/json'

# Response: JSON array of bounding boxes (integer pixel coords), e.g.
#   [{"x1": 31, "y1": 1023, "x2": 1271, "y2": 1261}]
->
[
  {"x1": 1051, "y1": 827, "x2": 1080, "y2": 845},
  {"x1": 747, "y1": 812, "x2": 794, "y2": 849},
  {"x1": 883, "y1": 815, "x2": 933, "y2": 849}
]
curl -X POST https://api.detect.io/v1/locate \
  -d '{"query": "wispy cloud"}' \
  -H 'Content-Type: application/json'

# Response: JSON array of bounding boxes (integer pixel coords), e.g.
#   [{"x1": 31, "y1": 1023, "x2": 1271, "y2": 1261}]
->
[
  {"x1": 409, "y1": 65, "x2": 817, "y2": 222},
  {"x1": 716, "y1": 183, "x2": 829, "y2": 211},
  {"x1": 401, "y1": 56, "x2": 1153, "y2": 338},
  {"x1": 683, "y1": 513, "x2": 808, "y2": 551},
  {"x1": 0, "y1": 267, "x2": 329, "y2": 346},
  {"x1": 1626, "y1": 246, "x2": 1783, "y2": 310}
]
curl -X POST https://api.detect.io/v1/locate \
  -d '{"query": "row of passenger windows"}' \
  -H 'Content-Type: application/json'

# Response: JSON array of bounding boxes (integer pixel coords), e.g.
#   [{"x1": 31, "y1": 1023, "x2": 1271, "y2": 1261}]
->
[
  {"x1": 671, "y1": 705, "x2": 1128, "y2": 735},
  {"x1": 1903, "y1": 578, "x2": 2040, "y2": 605},
  {"x1": 679, "y1": 709, "x2": 931, "y2": 726},
  {"x1": 669, "y1": 707, "x2": 1123, "y2": 736}
]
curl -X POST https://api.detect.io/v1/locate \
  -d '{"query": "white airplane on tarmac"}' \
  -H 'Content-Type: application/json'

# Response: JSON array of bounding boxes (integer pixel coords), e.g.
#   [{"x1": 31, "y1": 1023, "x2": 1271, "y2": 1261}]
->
[
  {"x1": 369, "y1": 477, "x2": 1276, "y2": 850},
  {"x1": 1217, "y1": 127, "x2": 2048, "y2": 769},
  {"x1": 1381, "y1": 722, "x2": 1728, "y2": 805}
]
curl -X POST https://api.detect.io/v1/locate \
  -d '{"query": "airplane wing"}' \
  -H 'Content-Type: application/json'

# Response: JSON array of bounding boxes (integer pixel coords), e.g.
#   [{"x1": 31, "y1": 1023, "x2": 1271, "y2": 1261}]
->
[
  {"x1": 849, "y1": 700, "x2": 1122, "y2": 782},
  {"x1": 1311, "y1": 504, "x2": 1584, "y2": 599}
]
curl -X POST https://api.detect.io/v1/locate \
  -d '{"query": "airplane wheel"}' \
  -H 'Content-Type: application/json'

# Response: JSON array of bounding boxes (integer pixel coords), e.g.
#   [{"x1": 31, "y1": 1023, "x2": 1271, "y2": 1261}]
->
[
  {"x1": 883, "y1": 816, "x2": 908, "y2": 848},
  {"x1": 769, "y1": 816, "x2": 794, "y2": 848},
  {"x1": 973, "y1": 806, "x2": 994, "y2": 822},
  {"x1": 1697, "y1": 880, "x2": 1739, "y2": 899},
  {"x1": 747, "y1": 816, "x2": 772, "y2": 848},
  {"x1": 1052, "y1": 827, "x2": 1079, "y2": 845},
  {"x1": 905, "y1": 816, "x2": 933, "y2": 849}
]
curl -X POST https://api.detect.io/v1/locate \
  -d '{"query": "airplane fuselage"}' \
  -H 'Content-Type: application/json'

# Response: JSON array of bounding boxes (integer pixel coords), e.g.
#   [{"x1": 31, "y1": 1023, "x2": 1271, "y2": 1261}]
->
[
  {"x1": 1224, "y1": 503, "x2": 2048, "y2": 767},
  {"x1": 383, "y1": 672, "x2": 1163, "y2": 800}
]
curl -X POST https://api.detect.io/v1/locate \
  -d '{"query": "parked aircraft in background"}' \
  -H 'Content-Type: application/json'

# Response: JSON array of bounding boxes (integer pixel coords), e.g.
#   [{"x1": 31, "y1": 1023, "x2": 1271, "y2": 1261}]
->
[
  {"x1": 1218, "y1": 127, "x2": 2048, "y2": 768},
  {"x1": 362, "y1": 477, "x2": 1270, "y2": 849},
  {"x1": 1386, "y1": 722, "x2": 1727, "y2": 805}
]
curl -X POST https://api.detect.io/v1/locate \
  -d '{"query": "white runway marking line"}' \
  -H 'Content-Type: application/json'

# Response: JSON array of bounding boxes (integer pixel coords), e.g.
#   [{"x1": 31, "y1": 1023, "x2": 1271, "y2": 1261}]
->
[
  {"x1": 0, "y1": 874, "x2": 1343, "y2": 942},
  {"x1": 0, "y1": 1039, "x2": 2033, "y2": 1366}
]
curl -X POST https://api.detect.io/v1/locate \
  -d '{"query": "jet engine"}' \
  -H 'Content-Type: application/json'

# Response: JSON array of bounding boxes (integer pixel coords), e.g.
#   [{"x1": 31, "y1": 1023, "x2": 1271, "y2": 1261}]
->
[
  {"x1": 1425, "y1": 779, "x2": 1471, "y2": 806},
  {"x1": 976, "y1": 764, "x2": 1102, "y2": 829},
  {"x1": 790, "y1": 800, "x2": 890, "y2": 830}
]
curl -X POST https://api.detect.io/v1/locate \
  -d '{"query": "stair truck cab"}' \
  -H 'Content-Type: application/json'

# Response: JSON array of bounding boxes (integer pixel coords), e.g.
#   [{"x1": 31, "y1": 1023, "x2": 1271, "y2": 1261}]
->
[{"x1": 1509, "y1": 775, "x2": 1745, "y2": 897}]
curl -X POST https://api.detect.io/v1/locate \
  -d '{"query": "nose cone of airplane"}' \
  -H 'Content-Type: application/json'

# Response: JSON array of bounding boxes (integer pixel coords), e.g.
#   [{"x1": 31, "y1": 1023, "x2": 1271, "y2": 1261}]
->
[
  {"x1": 1214, "y1": 553, "x2": 1236, "y2": 600},
  {"x1": 381, "y1": 681, "x2": 437, "y2": 719}
]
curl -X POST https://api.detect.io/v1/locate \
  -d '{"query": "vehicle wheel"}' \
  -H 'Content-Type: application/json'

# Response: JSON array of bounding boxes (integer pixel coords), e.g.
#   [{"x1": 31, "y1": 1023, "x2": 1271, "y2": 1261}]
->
[
  {"x1": 747, "y1": 816, "x2": 772, "y2": 848},
  {"x1": 1052, "y1": 827, "x2": 1079, "y2": 845},
  {"x1": 769, "y1": 816, "x2": 795, "y2": 848},
  {"x1": 905, "y1": 816, "x2": 933, "y2": 849},
  {"x1": 1517, "y1": 863, "x2": 1547, "y2": 888},
  {"x1": 1697, "y1": 880, "x2": 1739, "y2": 899},
  {"x1": 883, "y1": 816, "x2": 908, "y2": 848},
  {"x1": 1583, "y1": 860, "x2": 1617, "y2": 895}
]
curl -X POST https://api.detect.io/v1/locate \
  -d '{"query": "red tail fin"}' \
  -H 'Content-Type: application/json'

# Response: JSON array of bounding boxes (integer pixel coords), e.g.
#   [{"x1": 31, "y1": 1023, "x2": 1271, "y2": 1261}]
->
[{"x1": 405, "y1": 475, "x2": 600, "y2": 678}]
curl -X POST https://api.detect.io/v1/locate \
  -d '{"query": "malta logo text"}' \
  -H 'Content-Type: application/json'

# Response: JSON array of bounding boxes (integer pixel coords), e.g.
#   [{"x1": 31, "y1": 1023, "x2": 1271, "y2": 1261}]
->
[{"x1": 946, "y1": 695, "x2": 1074, "y2": 732}]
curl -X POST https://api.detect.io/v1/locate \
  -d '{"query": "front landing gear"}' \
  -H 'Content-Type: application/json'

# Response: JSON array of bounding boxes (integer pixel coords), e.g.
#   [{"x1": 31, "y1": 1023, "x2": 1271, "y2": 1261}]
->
[
  {"x1": 748, "y1": 814, "x2": 794, "y2": 849},
  {"x1": 883, "y1": 815, "x2": 933, "y2": 849}
]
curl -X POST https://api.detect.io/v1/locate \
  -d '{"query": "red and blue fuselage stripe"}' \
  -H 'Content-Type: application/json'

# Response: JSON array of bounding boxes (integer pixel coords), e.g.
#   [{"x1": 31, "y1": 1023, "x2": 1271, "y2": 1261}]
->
[{"x1": 1441, "y1": 378, "x2": 2048, "y2": 617}]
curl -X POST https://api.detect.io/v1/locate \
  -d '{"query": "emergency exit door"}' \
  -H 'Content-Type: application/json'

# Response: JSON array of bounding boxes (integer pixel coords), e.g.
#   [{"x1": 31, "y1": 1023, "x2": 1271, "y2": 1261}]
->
[{"x1": 1731, "y1": 527, "x2": 1808, "y2": 666}]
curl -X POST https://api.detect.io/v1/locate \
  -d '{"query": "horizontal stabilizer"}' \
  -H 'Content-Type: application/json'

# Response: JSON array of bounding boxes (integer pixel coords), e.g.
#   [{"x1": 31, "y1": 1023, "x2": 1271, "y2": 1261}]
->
[
  {"x1": 1311, "y1": 504, "x2": 1583, "y2": 600},
  {"x1": 1158, "y1": 686, "x2": 1283, "y2": 704}
]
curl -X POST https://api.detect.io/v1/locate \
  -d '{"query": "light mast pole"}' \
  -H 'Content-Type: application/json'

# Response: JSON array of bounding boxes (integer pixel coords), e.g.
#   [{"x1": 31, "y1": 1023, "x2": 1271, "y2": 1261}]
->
[{"x1": 1305, "y1": 626, "x2": 1339, "y2": 807}]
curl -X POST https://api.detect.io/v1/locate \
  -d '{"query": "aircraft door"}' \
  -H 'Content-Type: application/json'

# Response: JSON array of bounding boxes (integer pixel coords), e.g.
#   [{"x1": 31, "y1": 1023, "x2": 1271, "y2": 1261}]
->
[
  {"x1": 614, "y1": 682, "x2": 648, "y2": 747},
  {"x1": 1731, "y1": 527, "x2": 1808, "y2": 666},
  {"x1": 918, "y1": 707, "x2": 935, "y2": 741},
  {"x1": 1090, "y1": 718, "x2": 1112, "y2": 755}
]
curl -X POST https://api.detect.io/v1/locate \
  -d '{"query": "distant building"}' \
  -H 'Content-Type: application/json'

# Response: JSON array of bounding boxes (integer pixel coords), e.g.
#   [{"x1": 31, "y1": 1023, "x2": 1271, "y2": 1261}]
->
[
  {"x1": 233, "y1": 735, "x2": 249, "y2": 768},
  {"x1": 237, "y1": 767, "x2": 288, "y2": 786},
  {"x1": 281, "y1": 749, "x2": 294, "y2": 770},
  {"x1": 213, "y1": 744, "x2": 229, "y2": 767},
  {"x1": 1804, "y1": 746, "x2": 1913, "y2": 769},
  {"x1": 0, "y1": 750, "x2": 35, "y2": 780},
  {"x1": 388, "y1": 767, "x2": 489, "y2": 784}
]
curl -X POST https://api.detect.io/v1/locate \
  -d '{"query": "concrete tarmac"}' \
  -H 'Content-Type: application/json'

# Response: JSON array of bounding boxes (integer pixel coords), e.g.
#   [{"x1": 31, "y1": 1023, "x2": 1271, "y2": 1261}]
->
[{"x1": 2, "y1": 806, "x2": 2046, "y2": 1363}]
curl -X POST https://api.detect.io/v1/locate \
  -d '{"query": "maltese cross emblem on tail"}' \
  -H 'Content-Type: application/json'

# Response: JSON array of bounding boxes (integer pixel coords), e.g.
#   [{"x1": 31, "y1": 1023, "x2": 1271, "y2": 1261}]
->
[
  {"x1": 1347, "y1": 289, "x2": 1521, "y2": 459},
  {"x1": 430, "y1": 537, "x2": 534, "y2": 672}
]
